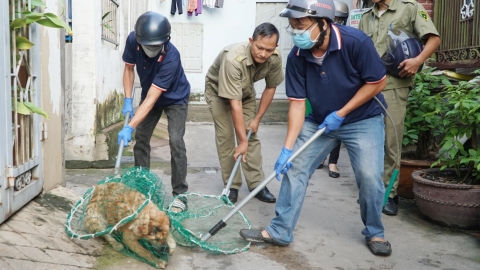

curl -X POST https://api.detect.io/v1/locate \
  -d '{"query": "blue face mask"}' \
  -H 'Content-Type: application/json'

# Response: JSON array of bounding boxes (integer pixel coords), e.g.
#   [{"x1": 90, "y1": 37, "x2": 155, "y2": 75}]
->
[{"x1": 292, "y1": 23, "x2": 320, "y2": 49}]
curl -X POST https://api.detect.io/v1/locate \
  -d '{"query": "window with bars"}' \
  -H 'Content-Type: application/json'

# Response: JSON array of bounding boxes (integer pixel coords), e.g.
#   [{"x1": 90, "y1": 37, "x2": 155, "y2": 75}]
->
[{"x1": 101, "y1": 0, "x2": 119, "y2": 46}]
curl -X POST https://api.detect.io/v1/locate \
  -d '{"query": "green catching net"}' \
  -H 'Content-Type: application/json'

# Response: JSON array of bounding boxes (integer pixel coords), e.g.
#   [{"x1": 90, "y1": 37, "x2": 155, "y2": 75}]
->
[
  {"x1": 66, "y1": 167, "x2": 252, "y2": 268},
  {"x1": 65, "y1": 167, "x2": 172, "y2": 269},
  {"x1": 166, "y1": 192, "x2": 251, "y2": 254}
]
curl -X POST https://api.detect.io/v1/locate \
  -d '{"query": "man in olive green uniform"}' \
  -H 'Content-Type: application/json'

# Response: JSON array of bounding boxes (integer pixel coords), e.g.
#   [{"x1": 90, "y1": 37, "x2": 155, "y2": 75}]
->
[
  {"x1": 205, "y1": 22, "x2": 284, "y2": 204},
  {"x1": 359, "y1": 0, "x2": 441, "y2": 215}
]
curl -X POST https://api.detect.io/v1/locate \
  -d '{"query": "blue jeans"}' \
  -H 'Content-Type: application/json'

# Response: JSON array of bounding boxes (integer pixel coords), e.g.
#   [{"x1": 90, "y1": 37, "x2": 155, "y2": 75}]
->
[{"x1": 266, "y1": 115, "x2": 386, "y2": 244}]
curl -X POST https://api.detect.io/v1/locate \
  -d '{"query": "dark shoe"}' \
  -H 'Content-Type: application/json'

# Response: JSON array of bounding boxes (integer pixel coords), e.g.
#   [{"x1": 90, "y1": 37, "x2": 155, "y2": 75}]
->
[
  {"x1": 367, "y1": 239, "x2": 392, "y2": 256},
  {"x1": 228, "y1": 188, "x2": 238, "y2": 204},
  {"x1": 328, "y1": 164, "x2": 340, "y2": 178},
  {"x1": 382, "y1": 197, "x2": 398, "y2": 215},
  {"x1": 328, "y1": 170, "x2": 340, "y2": 178},
  {"x1": 253, "y1": 187, "x2": 276, "y2": 203},
  {"x1": 392, "y1": 195, "x2": 399, "y2": 205},
  {"x1": 317, "y1": 159, "x2": 326, "y2": 169},
  {"x1": 239, "y1": 229, "x2": 288, "y2": 246}
]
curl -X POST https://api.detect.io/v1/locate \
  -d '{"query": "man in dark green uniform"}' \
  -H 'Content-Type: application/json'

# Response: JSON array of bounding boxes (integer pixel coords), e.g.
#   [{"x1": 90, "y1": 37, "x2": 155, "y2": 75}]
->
[
  {"x1": 359, "y1": 0, "x2": 441, "y2": 215},
  {"x1": 205, "y1": 23, "x2": 284, "y2": 204}
]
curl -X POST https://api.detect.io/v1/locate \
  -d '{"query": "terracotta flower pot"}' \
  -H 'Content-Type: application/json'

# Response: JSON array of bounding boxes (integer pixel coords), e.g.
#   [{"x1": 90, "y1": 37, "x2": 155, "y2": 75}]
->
[
  {"x1": 398, "y1": 158, "x2": 437, "y2": 199},
  {"x1": 412, "y1": 168, "x2": 480, "y2": 229}
]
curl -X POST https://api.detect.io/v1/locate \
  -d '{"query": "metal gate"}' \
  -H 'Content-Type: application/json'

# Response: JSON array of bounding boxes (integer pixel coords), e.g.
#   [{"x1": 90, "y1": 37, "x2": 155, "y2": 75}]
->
[{"x1": 0, "y1": 0, "x2": 44, "y2": 224}]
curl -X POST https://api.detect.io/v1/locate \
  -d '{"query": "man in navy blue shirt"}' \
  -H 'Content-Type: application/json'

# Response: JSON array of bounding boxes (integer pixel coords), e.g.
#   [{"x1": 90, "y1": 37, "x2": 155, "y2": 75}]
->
[
  {"x1": 118, "y1": 11, "x2": 190, "y2": 213},
  {"x1": 240, "y1": 0, "x2": 392, "y2": 256}
]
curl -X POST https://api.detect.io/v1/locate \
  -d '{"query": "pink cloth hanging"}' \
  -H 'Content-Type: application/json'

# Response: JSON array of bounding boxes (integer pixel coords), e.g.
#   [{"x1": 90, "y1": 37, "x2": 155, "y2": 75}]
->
[
  {"x1": 188, "y1": 0, "x2": 202, "y2": 16},
  {"x1": 187, "y1": 0, "x2": 197, "y2": 13}
]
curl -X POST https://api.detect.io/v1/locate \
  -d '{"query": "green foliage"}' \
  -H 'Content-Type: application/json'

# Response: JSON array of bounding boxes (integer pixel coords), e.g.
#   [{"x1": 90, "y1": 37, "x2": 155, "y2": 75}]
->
[
  {"x1": 11, "y1": 10, "x2": 72, "y2": 37},
  {"x1": 11, "y1": 89, "x2": 50, "y2": 119},
  {"x1": 31, "y1": 0, "x2": 47, "y2": 7},
  {"x1": 101, "y1": 11, "x2": 115, "y2": 35},
  {"x1": 24, "y1": 101, "x2": 50, "y2": 119},
  {"x1": 15, "y1": 36, "x2": 34, "y2": 50},
  {"x1": 432, "y1": 70, "x2": 480, "y2": 184},
  {"x1": 403, "y1": 66, "x2": 451, "y2": 159},
  {"x1": 9, "y1": 1, "x2": 72, "y2": 120}
]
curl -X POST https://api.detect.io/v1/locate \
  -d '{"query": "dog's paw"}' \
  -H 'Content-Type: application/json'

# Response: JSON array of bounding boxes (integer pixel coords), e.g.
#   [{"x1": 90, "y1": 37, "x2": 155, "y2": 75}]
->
[
  {"x1": 166, "y1": 232, "x2": 176, "y2": 255},
  {"x1": 104, "y1": 235, "x2": 125, "y2": 251},
  {"x1": 154, "y1": 259, "x2": 167, "y2": 269},
  {"x1": 109, "y1": 241, "x2": 124, "y2": 251}
]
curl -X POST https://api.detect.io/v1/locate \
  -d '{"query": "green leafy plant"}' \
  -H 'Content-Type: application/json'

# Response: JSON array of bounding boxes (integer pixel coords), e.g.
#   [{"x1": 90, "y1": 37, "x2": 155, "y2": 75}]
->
[
  {"x1": 402, "y1": 66, "x2": 451, "y2": 159},
  {"x1": 11, "y1": 87, "x2": 49, "y2": 119},
  {"x1": 101, "y1": 11, "x2": 115, "y2": 35},
  {"x1": 9, "y1": 0, "x2": 72, "y2": 119},
  {"x1": 432, "y1": 69, "x2": 480, "y2": 184}
]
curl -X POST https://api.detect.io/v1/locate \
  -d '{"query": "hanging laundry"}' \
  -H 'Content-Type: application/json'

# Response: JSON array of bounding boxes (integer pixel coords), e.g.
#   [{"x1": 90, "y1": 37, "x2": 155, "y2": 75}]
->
[
  {"x1": 215, "y1": 0, "x2": 224, "y2": 8},
  {"x1": 188, "y1": 0, "x2": 202, "y2": 16},
  {"x1": 203, "y1": 0, "x2": 215, "y2": 8},
  {"x1": 171, "y1": 0, "x2": 183, "y2": 15},
  {"x1": 187, "y1": 0, "x2": 197, "y2": 13}
]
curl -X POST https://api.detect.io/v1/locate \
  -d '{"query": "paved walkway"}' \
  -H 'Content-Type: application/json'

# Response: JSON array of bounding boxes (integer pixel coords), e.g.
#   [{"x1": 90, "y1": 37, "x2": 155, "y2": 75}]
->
[{"x1": 1, "y1": 124, "x2": 479, "y2": 269}]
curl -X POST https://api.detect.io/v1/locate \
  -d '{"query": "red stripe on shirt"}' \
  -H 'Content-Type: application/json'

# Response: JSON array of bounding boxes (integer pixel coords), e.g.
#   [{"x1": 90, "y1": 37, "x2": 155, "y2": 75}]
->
[
  {"x1": 331, "y1": 24, "x2": 342, "y2": 50},
  {"x1": 288, "y1": 97, "x2": 306, "y2": 101},
  {"x1": 151, "y1": 84, "x2": 167, "y2": 91},
  {"x1": 124, "y1": 61, "x2": 135, "y2": 66},
  {"x1": 366, "y1": 75, "x2": 387, "y2": 84}
]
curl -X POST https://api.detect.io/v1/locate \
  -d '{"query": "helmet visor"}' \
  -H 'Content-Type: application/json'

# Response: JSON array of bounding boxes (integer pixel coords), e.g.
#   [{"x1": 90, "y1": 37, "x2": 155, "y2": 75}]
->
[{"x1": 279, "y1": 4, "x2": 318, "y2": 18}]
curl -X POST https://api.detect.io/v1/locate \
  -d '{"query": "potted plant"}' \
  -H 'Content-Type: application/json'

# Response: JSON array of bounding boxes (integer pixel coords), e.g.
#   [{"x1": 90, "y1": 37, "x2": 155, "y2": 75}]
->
[
  {"x1": 412, "y1": 69, "x2": 480, "y2": 229},
  {"x1": 398, "y1": 66, "x2": 450, "y2": 198}
]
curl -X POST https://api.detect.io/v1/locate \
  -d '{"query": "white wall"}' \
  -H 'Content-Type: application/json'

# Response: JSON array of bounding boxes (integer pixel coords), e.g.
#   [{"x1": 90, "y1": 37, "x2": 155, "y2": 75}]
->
[
  {"x1": 67, "y1": 0, "x2": 97, "y2": 160},
  {"x1": 95, "y1": 7, "x2": 125, "y2": 103},
  {"x1": 150, "y1": 1, "x2": 275, "y2": 94},
  {"x1": 150, "y1": 0, "x2": 355, "y2": 96},
  {"x1": 67, "y1": 0, "x2": 145, "y2": 161},
  {"x1": 40, "y1": 0, "x2": 65, "y2": 190}
]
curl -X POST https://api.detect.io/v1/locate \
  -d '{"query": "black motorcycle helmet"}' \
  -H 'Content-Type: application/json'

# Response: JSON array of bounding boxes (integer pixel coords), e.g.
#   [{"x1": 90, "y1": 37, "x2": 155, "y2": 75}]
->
[
  {"x1": 381, "y1": 30, "x2": 423, "y2": 78},
  {"x1": 134, "y1": 11, "x2": 171, "y2": 45}
]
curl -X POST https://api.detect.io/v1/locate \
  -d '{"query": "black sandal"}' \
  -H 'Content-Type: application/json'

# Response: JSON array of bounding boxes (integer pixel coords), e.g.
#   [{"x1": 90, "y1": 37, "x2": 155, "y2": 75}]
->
[
  {"x1": 367, "y1": 239, "x2": 392, "y2": 256},
  {"x1": 239, "y1": 229, "x2": 289, "y2": 247}
]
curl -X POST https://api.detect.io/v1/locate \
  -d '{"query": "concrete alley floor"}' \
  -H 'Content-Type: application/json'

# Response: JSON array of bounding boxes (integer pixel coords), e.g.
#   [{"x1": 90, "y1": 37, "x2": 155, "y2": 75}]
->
[{"x1": 1, "y1": 123, "x2": 479, "y2": 269}]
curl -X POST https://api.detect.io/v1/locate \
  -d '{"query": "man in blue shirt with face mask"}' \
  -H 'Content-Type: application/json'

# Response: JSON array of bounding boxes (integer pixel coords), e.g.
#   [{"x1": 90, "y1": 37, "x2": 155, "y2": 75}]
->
[
  {"x1": 240, "y1": 0, "x2": 392, "y2": 256},
  {"x1": 118, "y1": 11, "x2": 190, "y2": 213}
]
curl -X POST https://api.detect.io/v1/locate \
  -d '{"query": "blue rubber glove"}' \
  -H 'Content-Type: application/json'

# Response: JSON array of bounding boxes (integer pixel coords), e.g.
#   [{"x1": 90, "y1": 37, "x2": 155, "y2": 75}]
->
[
  {"x1": 118, "y1": 124, "x2": 134, "y2": 146},
  {"x1": 318, "y1": 111, "x2": 345, "y2": 134},
  {"x1": 122, "y1": 98, "x2": 134, "y2": 117},
  {"x1": 274, "y1": 147, "x2": 293, "y2": 181}
]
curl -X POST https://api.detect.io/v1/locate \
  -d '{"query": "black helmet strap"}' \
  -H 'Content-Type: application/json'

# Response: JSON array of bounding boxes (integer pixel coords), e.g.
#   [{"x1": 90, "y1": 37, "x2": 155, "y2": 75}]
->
[{"x1": 313, "y1": 20, "x2": 329, "y2": 49}]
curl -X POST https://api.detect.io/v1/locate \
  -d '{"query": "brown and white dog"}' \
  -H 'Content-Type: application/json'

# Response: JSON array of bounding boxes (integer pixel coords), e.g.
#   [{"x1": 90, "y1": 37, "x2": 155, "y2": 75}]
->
[{"x1": 85, "y1": 182, "x2": 176, "y2": 269}]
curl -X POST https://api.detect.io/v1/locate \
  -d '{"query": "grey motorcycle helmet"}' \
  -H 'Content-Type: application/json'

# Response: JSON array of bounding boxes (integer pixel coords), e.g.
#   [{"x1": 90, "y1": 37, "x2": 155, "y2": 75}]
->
[
  {"x1": 134, "y1": 11, "x2": 171, "y2": 45},
  {"x1": 279, "y1": 0, "x2": 336, "y2": 20},
  {"x1": 334, "y1": 0, "x2": 349, "y2": 25}
]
